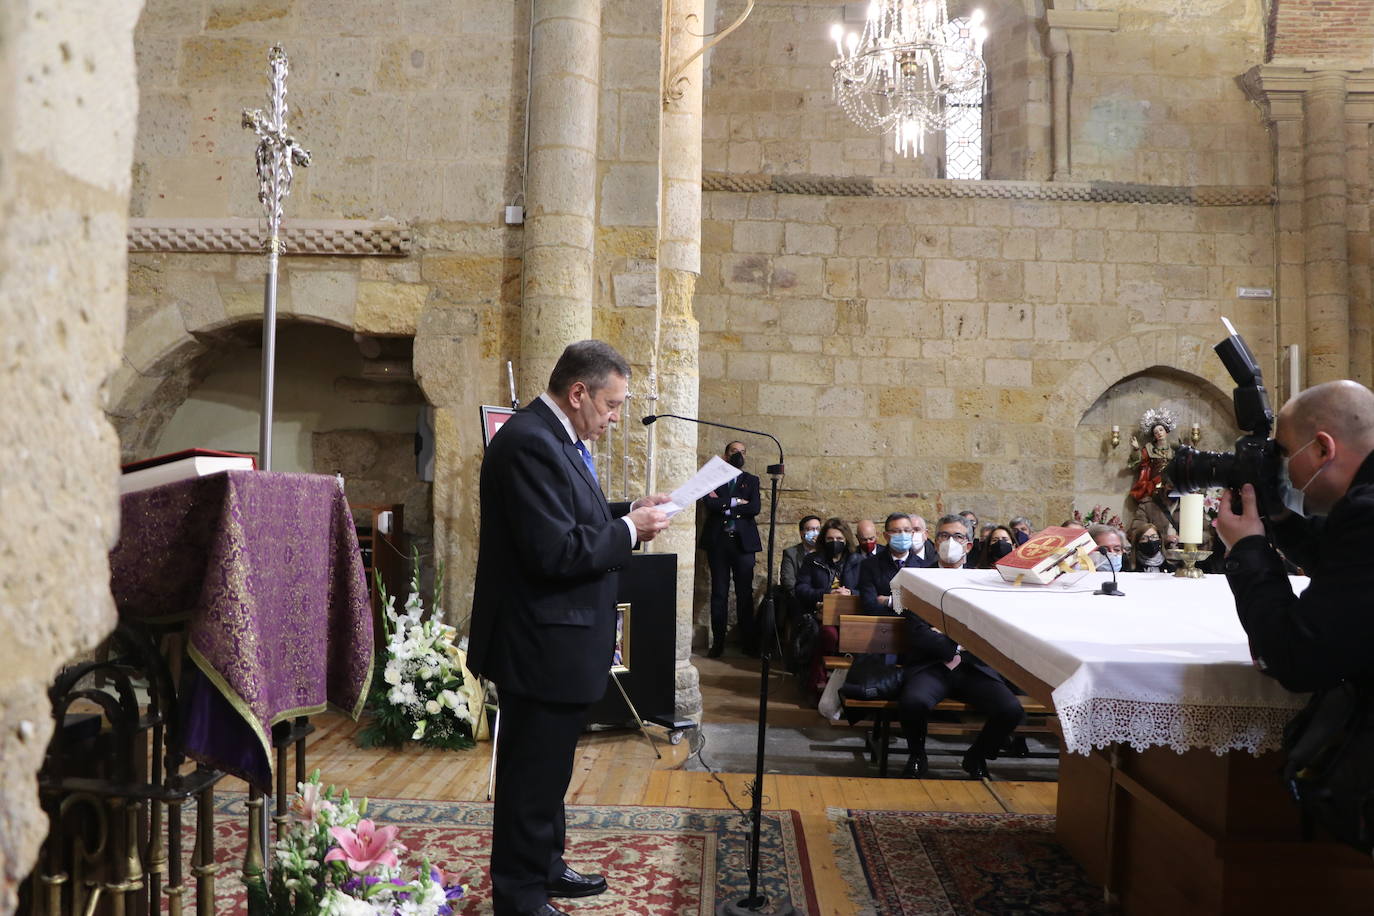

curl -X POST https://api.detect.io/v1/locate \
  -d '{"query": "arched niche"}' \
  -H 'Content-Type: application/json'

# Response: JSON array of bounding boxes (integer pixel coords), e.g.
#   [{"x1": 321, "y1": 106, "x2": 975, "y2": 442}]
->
[{"x1": 1075, "y1": 367, "x2": 1240, "y2": 524}]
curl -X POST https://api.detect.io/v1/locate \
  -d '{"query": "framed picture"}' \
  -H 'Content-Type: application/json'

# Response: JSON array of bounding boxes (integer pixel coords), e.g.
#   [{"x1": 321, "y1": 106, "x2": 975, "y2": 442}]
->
[
  {"x1": 480, "y1": 405, "x2": 516, "y2": 448},
  {"x1": 612, "y1": 602, "x2": 632, "y2": 673}
]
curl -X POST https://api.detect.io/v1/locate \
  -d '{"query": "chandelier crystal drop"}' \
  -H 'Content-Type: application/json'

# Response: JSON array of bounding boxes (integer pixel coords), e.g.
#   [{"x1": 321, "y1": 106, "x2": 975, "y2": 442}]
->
[{"x1": 830, "y1": 1, "x2": 988, "y2": 157}]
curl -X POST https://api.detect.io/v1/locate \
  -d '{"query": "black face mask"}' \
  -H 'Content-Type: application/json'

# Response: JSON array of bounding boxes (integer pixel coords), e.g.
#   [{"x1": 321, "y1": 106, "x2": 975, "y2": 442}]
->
[
  {"x1": 826, "y1": 540, "x2": 846, "y2": 559},
  {"x1": 989, "y1": 540, "x2": 1015, "y2": 561},
  {"x1": 1137, "y1": 539, "x2": 1161, "y2": 558},
  {"x1": 727, "y1": 452, "x2": 745, "y2": 469}
]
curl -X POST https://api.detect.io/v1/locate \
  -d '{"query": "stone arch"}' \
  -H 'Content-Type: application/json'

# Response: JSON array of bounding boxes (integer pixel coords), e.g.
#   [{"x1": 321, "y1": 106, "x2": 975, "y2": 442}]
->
[{"x1": 1044, "y1": 327, "x2": 1236, "y2": 432}]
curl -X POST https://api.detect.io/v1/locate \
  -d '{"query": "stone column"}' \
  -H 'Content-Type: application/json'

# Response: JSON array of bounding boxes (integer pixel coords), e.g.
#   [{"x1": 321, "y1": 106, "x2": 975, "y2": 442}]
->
[
  {"x1": 519, "y1": 0, "x2": 602, "y2": 397},
  {"x1": 655, "y1": 0, "x2": 705, "y2": 721},
  {"x1": 1047, "y1": 28, "x2": 1070, "y2": 181},
  {"x1": 0, "y1": 0, "x2": 144, "y2": 909},
  {"x1": 1304, "y1": 71, "x2": 1350, "y2": 383},
  {"x1": 1348, "y1": 120, "x2": 1372, "y2": 386}
]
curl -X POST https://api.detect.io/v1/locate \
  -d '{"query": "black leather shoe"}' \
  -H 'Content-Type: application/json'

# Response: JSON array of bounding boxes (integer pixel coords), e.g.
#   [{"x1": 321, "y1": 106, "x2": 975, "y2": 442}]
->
[
  {"x1": 706, "y1": 640, "x2": 724, "y2": 659},
  {"x1": 901, "y1": 752, "x2": 929, "y2": 778},
  {"x1": 961, "y1": 751, "x2": 990, "y2": 779},
  {"x1": 494, "y1": 904, "x2": 571, "y2": 916},
  {"x1": 548, "y1": 865, "x2": 608, "y2": 898}
]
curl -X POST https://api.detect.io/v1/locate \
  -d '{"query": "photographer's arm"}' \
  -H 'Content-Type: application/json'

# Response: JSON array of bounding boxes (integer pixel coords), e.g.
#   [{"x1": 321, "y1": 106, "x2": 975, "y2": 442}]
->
[{"x1": 1216, "y1": 485, "x2": 1364, "y2": 691}]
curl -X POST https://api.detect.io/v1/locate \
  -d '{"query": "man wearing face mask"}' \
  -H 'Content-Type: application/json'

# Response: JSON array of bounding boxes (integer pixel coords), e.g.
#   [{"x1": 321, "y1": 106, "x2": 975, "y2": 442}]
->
[
  {"x1": 1088, "y1": 524, "x2": 1126, "y2": 574},
  {"x1": 855, "y1": 519, "x2": 880, "y2": 558},
  {"x1": 1214, "y1": 380, "x2": 1374, "y2": 691},
  {"x1": 1009, "y1": 516, "x2": 1034, "y2": 545},
  {"x1": 908, "y1": 514, "x2": 937, "y2": 565},
  {"x1": 934, "y1": 515, "x2": 974, "y2": 568},
  {"x1": 699, "y1": 441, "x2": 762, "y2": 658},
  {"x1": 859, "y1": 512, "x2": 934, "y2": 614}
]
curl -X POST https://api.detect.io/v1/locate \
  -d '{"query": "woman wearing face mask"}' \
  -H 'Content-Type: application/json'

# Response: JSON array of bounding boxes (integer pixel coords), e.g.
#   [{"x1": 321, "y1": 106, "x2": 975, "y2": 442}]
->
[
  {"x1": 796, "y1": 518, "x2": 864, "y2": 697},
  {"x1": 978, "y1": 526, "x2": 1017, "y2": 568},
  {"x1": 1128, "y1": 524, "x2": 1174, "y2": 573}
]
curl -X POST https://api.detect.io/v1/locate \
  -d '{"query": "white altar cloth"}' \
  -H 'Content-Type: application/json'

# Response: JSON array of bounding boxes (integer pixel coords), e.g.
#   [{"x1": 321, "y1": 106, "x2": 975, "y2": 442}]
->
[{"x1": 893, "y1": 567, "x2": 1309, "y2": 756}]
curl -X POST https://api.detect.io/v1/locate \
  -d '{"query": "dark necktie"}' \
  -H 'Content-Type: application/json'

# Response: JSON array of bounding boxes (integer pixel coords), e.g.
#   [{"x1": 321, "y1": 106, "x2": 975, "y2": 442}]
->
[
  {"x1": 575, "y1": 440, "x2": 598, "y2": 484},
  {"x1": 725, "y1": 477, "x2": 738, "y2": 533}
]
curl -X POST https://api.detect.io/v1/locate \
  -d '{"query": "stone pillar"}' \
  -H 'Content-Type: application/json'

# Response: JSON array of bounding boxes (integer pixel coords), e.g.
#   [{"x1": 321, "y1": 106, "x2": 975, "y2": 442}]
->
[
  {"x1": 0, "y1": 0, "x2": 144, "y2": 909},
  {"x1": 1047, "y1": 29, "x2": 1070, "y2": 182},
  {"x1": 655, "y1": 0, "x2": 705, "y2": 721},
  {"x1": 1040, "y1": 11, "x2": 1118, "y2": 183},
  {"x1": 519, "y1": 0, "x2": 602, "y2": 397},
  {"x1": 1275, "y1": 116, "x2": 1308, "y2": 396},
  {"x1": 1304, "y1": 71, "x2": 1351, "y2": 383},
  {"x1": 1349, "y1": 120, "x2": 1372, "y2": 386}
]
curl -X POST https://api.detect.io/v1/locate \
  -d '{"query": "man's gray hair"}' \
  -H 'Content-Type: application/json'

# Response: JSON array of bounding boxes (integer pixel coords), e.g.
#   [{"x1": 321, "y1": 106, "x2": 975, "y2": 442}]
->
[
  {"x1": 547, "y1": 340, "x2": 631, "y2": 395},
  {"x1": 937, "y1": 513, "x2": 972, "y2": 538}
]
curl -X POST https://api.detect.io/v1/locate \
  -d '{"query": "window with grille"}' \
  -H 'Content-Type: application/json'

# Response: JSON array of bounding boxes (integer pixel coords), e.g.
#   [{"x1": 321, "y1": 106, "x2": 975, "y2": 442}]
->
[{"x1": 943, "y1": 16, "x2": 985, "y2": 181}]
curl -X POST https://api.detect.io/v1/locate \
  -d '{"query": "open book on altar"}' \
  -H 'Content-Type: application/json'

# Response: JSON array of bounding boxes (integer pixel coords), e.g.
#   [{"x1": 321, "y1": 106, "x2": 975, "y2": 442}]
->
[
  {"x1": 993, "y1": 525, "x2": 1097, "y2": 585},
  {"x1": 120, "y1": 448, "x2": 257, "y2": 495}
]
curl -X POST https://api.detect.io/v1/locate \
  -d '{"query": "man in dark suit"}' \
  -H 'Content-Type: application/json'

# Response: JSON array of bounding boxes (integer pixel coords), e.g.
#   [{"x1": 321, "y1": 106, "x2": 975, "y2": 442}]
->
[
  {"x1": 858, "y1": 512, "x2": 933, "y2": 613},
  {"x1": 469, "y1": 340, "x2": 671, "y2": 916},
  {"x1": 698, "y1": 440, "x2": 762, "y2": 657}
]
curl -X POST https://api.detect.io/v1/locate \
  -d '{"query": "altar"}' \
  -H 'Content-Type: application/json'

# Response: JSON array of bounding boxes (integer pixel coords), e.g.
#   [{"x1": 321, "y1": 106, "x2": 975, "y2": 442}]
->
[{"x1": 895, "y1": 567, "x2": 1374, "y2": 915}]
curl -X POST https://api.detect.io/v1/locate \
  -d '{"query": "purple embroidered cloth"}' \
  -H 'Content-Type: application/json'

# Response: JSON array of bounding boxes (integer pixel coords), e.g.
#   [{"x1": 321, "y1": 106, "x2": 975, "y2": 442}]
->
[{"x1": 109, "y1": 470, "x2": 373, "y2": 789}]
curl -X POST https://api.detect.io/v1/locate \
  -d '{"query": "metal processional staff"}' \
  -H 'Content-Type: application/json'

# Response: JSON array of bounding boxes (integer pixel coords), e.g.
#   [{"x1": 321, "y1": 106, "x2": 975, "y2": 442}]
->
[{"x1": 242, "y1": 45, "x2": 311, "y2": 471}]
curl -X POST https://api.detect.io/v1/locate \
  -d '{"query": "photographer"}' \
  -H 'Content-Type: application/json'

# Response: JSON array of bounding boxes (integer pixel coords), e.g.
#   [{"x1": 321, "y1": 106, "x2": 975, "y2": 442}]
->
[{"x1": 1214, "y1": 379, "x2": 1374, "y2": 691}]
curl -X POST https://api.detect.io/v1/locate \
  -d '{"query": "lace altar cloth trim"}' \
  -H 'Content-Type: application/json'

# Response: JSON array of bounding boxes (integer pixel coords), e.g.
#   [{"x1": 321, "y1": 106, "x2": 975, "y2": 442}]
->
[
  {"x1": 702, "y1": 173, "x2": 1276, "y2": 207},
  {"x1": 1053, "y1": 694, "x2": 1296, "y2": 757},
  {"x1": 128, "y1": 218, "x2": 411, "y2": 256}
]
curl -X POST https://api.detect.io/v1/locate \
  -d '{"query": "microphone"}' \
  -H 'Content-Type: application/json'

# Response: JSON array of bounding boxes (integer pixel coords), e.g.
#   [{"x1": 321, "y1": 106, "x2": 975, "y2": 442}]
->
[
  {"x1": 641, "y1": 414, "x2": 784, "y2": 474},
  {"x1": 1093, "y1": 545, "x2": 1125, "y2": 597}
]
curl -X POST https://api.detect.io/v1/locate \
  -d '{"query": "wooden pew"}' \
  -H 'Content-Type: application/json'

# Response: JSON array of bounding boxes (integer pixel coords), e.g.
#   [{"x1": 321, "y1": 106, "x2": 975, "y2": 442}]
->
[{"x1": 827, "y1": 613, "x2": 1057, "y2": 776}]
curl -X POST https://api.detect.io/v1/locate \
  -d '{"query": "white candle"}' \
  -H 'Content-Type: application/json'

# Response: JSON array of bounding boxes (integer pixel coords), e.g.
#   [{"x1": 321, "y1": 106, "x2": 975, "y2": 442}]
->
[{"x1": 1179, "y1": 493, "x2": 1204, "y2": 544}]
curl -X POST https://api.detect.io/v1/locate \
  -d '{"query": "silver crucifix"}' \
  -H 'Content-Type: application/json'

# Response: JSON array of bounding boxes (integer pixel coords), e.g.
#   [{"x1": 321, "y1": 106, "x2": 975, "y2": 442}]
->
[{"x1": 242, "y1": 44, "x2": 310, "y2": 471}]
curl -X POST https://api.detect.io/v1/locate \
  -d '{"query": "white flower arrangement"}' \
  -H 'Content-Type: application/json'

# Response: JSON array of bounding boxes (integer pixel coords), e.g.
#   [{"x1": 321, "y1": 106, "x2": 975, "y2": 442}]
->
[{"x1": 359, "y1": 551, "x2": 480, "y2": 752}]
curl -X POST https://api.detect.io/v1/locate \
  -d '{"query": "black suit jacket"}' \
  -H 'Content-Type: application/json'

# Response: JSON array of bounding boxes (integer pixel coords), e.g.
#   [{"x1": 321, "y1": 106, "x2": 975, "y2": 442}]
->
[
  {"x1": 858, "y1": 549, "x2": 932, "y2": 613},
  {"x1": 468, "y1": 398, "x2": 632, "y2": 705},
  {"x1": 1225, "y1": 450, "x2": 1374, "y2": 692},
  {"x1": 697, "y1": 470, "x2": 762, "y2": 553}
]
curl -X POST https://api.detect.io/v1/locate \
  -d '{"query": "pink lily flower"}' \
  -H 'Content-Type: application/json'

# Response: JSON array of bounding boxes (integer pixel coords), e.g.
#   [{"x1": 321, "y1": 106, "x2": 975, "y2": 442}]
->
[
  {"x1": 292, "y1": 781, "x2": 325, "y2": 822},
  {"x1": 323, "y1": 819, "x2": 400, "y2": 872}
]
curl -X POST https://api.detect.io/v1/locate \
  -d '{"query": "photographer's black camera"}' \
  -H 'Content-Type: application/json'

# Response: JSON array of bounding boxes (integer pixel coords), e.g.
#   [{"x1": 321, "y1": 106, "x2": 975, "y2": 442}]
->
[{"x1": 1166, "y1": 324, "x2": 1282, "y2": 517}]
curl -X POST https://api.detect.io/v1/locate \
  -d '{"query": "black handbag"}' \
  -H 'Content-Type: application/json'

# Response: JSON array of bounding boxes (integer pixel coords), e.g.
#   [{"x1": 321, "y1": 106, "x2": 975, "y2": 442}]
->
[
  {"x1": 1282, "y1": 681, "x2": 1374, "y2": 854},
  {"x1": 839, "y1": 653, "x2": 902, "y2": 701},
  {"x1": 788, "y1": 611, "x2": 819, "y2": 674}
]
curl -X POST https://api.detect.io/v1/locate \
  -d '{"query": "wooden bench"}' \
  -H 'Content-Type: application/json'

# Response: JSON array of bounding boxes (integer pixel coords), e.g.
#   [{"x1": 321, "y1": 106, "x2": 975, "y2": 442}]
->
[{"x1": 823, "y1": 607, "x2": 1057, "y2": 776}]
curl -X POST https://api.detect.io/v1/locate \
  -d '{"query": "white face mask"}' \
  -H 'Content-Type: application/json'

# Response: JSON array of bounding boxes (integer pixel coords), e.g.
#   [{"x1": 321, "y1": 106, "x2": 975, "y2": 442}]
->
[
  {"x1": 911, "y1": 532, "x2": 925, "y2": 551},
  {"x1": 938, "y1": 538, "x2": 965, "y2": 565},
  {"x1": 1278, "y1": 437, "x2": 1327, "y2": 517}
]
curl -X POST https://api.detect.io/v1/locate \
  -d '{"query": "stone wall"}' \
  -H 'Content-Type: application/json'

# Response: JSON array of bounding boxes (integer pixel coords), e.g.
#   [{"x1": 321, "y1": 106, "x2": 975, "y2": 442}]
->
[
  {"x1": 696, "y1": 188, "x2": 1275, "y2": 550},
  {"x1": 0, "y1": 0, "x2": 143, "y2": 909}
]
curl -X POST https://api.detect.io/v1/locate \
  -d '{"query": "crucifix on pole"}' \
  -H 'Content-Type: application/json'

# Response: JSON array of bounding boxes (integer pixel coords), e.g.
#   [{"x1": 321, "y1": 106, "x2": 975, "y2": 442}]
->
[{"x1": 242, "y1": 44, "x2": 311, "y2": 471}]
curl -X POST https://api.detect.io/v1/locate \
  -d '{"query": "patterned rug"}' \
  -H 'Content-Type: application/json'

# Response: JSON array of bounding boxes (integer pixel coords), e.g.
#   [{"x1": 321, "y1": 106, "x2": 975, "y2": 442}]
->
[
  {"x1": 830, "y1": 808, "x2": 1107, "y2": 915},
  {"x1": 190, "y1": 795, "x2": 818, "y2": 915}
]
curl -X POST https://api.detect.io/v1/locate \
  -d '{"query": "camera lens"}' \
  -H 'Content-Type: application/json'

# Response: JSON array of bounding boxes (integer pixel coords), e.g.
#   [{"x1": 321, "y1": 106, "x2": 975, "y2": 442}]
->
[{"x1": 1168, "y1": 445, "x2": 1235, "y2": 494}]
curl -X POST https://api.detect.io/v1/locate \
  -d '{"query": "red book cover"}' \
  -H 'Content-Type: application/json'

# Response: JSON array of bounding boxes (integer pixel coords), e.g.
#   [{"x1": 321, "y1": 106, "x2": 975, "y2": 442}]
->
[
  {"x1": 995, "y1": 526, "x2": 1096, "y2": 584},
  {"x1": 121, "y1": 448, "x2": 257, "y2": 474}
]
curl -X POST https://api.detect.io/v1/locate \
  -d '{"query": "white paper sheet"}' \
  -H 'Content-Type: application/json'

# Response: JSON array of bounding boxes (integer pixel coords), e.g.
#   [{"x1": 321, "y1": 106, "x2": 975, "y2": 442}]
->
[{"x1": 660, "y1": 455, "x2": 742, "y2": 518}]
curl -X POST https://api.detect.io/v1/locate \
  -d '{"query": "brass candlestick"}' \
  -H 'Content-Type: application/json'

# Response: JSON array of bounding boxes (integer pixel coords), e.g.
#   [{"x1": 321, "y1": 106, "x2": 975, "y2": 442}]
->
[{"x1": 1166, "y1": 544, "x2": 1211, "y2": 578}]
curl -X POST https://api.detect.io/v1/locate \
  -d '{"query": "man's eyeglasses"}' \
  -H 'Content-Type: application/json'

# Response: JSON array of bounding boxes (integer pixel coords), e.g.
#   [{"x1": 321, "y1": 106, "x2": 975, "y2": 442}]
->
[{"x1": 935, "y1": 532, "x2": 969, "y2": 542}]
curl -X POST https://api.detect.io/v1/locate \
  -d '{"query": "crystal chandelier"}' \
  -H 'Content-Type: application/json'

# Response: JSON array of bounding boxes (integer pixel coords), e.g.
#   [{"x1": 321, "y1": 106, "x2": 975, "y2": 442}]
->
[{"x1": 830, "y1": 1, "x2": 988, "y2": 157}]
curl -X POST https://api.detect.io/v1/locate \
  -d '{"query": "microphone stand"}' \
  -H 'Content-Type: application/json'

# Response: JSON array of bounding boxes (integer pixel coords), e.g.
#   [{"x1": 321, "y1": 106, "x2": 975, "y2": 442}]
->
[
  {"x1": 1093, "y1": 545, "x2": 1125, "y2": 596},
  {"x1": 642, "y1": 413, "x2": 794, "y2": 916}
]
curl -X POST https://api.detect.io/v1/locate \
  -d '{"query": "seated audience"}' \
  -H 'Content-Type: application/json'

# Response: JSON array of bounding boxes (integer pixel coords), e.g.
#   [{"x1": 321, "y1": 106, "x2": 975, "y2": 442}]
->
[
  {"x1": 907, "y1": 513, "x2": 937, "y2": 565},
  {"x1": 1009, "y1": 516, "x2": 1034, "y2": 544},
  {"x1": 1129, "y1": 524, "x2": 1173, "y2": 573},
  {"x1": 854, "y1": 519, "x2": 880, "y2": 558},
  {"x1": 934, "y1": 514, "x2": 974, "y2": 568},
  {"x1": 796, "y1": 518, "x2": 865, "y2": 696},
  {"x1": 859, "y1": 513, "x2": 932, "y2": 613},
  {"x1": 895, "y1": 593, "x2": 1025, "y2": 778},
  {"x1": 780, "y1": 515, "x2": 821, "y2": 616},
  {"x1": 978, "y1": 525, "x2": 1016, "y2": 568},
  {"x1": 1089, "y1": 523, "x2": 1126, "y2": 572},
  {"x1": 959, "y1": 510, "x2": 982, "y2": 566}
]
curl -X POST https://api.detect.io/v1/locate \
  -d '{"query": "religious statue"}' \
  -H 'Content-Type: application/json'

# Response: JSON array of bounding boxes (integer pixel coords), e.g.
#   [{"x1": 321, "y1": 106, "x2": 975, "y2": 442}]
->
[{"x1": 1125, "y1": 407, "x2": 1177, "y2": 538}]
